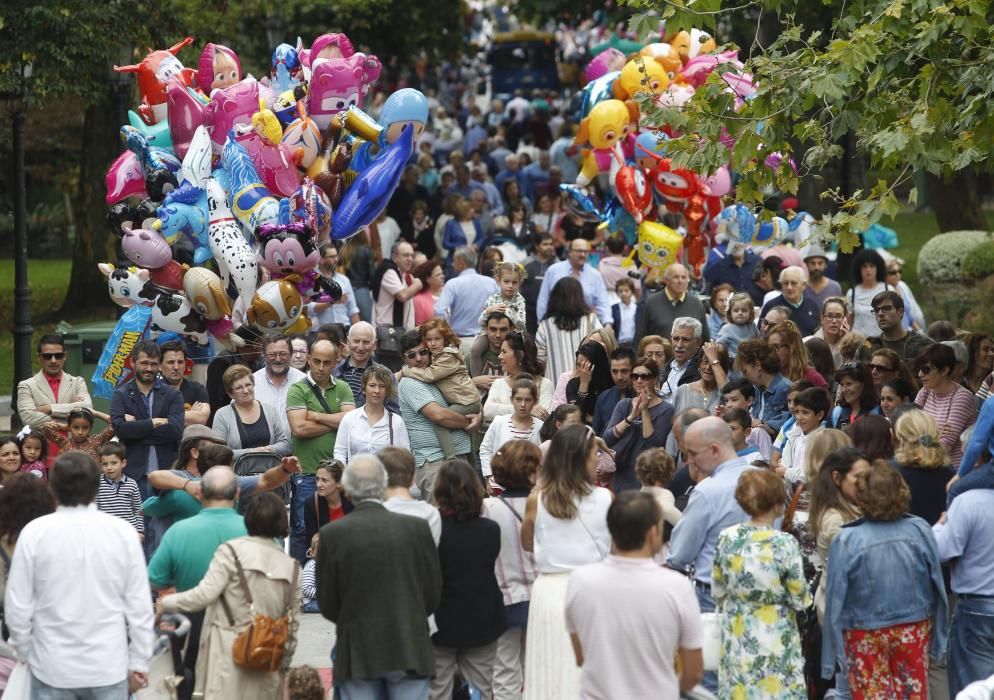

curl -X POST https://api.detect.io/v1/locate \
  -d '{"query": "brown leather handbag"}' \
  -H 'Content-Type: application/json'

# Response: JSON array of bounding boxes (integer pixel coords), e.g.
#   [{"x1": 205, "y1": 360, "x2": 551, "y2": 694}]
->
[{"x1": 219, "y1": 543, "x2": 299, "y2": 672}]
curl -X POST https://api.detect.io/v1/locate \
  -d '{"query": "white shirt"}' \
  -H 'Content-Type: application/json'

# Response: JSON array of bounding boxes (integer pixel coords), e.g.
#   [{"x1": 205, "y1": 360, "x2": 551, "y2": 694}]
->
[
  {"x1": 4, "y1": 504, "x2": 154, "y2": 687},
  {"x1": 377, "y1": 216, "x2": 402, "y2": 260},
  {"x1": 308, "y1": 272, "x2": 359, "y2": 326},
  {"x1": 660, "y1": 359, "x2": 690, "y2": 404},
  {"x1": 617, "y1": 299, "x2": 637, "y2": 343},
  {"x1": 534, "y1": 487, "x2": 612, "y2": 573},
  {"x1": 333, "y1": 405, "x2": 411, "y2": 463},
  {"x1": 252, "y1": 366, "x2": 306, "y2": 436},
  {"x1": 383, "y1": 497, "x2": 441, "y2": 545}
]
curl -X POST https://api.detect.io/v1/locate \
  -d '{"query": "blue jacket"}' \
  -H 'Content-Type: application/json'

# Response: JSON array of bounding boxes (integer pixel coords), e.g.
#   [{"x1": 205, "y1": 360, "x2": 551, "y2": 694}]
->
[
  {"x1": 110, "y1": 379, "x2": 185, "y2": 482},
  {"x1": 958, "y1": 395, "x2": 994, "y2": 477},
  {"x1": 821, "y1": 516, "x2": 948, "y2": 679},
  {"x1": 750, "y1": 372, "x2": 791, "y2": 434}
]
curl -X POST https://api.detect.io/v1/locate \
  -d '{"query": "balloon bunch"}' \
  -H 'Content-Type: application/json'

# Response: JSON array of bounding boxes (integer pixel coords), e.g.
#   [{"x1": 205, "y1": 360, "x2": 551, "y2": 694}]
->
[
  {"x1": 94, "y1": 33, "x2": 430, "y2": 396},
  {"x1": 565, "y1": 28, "x2": 795, "y2": 278}
]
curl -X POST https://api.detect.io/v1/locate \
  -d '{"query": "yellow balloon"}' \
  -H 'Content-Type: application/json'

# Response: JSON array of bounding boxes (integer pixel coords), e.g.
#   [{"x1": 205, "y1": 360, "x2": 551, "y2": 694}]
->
[{"x1": 636, "y1": 220, "x2": 684, "y2": 275}]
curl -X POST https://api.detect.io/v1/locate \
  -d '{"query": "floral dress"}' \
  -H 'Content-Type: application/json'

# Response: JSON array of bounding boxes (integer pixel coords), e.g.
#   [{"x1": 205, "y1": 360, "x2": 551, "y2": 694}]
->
[{"x1": 712, "y1": 524, "x2": 812, "y2": 699}]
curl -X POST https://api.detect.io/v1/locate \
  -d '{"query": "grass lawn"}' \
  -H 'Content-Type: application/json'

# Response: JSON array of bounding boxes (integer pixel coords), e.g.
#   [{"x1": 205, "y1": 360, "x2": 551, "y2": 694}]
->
[{"x1": 0, "y1": 259, "x2": 112, "y2": 395}]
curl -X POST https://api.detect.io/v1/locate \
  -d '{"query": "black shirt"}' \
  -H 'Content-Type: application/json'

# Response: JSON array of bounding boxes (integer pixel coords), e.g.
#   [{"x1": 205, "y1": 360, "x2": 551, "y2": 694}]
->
[{"x1": 895, "y1": 460, "x2": 953, "y2": 525}]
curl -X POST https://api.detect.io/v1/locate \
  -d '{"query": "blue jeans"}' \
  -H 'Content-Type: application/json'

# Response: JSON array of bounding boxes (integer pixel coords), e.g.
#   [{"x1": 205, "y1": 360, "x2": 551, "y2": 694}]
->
[
  {"x1": 31, "y1": 675, "x2": 127, "y2": 700},
  {"x1": 354, "y1": 287, "x2": 374, "y2": 325},
  {"x1": 948, "y1": 596, "x2": 994, "y2": 698},
  {"x1": 948, "y1": 461, "x2": 994, "y2": 505},
  {"x1": 695, "y1": 581, "x2": 718, "y2": 694},
  {"x1": 290, "y1": 473, "x2": 317, "y2": 563},
  {"x1": 337, "y1": 672, "x2": 429, "y2": 700}
]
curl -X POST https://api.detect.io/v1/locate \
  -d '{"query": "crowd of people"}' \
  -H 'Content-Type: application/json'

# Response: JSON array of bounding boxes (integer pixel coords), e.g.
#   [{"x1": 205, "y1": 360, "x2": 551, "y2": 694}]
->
[{"x1": 2, "y1": 51, "x2": 994, "y2": 700}]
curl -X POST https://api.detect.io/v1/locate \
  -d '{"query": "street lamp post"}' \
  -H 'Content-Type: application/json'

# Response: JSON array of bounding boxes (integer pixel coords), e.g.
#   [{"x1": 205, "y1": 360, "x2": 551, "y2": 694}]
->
[{"x1": 10, "y1": 64, "x2": 32, "y2": 432}]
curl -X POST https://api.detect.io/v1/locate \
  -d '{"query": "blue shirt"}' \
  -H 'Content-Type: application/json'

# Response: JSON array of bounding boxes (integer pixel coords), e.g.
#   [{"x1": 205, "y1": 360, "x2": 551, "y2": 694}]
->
[
  {"x1": 434, "y1": 269, "x2": 500, "y2": 336},
  {"x1": 666, "y1": 456, "x2": 753, "y2": 583},
  {"x1": 959, "y1": 396, "x2": 994, "y2": 477},
  {"x1": 934, "y1": 489, "x2": 994, "y2": 595},
  {"x1": 535, "y1": 260, "x2": 612, "y2": 327},
  {"x1": 593, "y1": 385, "x2": 631, "y2": 435},
  {"x1": 750, "y1": 373, "x2": 791, "y2": 434}
]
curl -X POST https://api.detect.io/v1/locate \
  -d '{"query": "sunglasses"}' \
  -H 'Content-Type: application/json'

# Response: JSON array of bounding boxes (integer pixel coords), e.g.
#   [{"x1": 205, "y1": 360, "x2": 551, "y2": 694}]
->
[
  {"x1": 870, "y1": 364, "x2": 895, "y2": 373},
  {"x1": 631, "y1": 372, "x2": 654, "y2": 381},
  {"x1": 404, "y1": 348, "x2": 430, "y2": 360},
  {"x1": 40, "y1": 352, "x2": 66, "y2": 360},
  {"x1": 917, "y1": 364, "x2": 935, "y2": 374}
]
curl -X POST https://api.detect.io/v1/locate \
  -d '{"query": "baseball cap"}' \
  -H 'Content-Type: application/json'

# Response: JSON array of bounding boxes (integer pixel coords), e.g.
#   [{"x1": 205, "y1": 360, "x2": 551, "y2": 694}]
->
[{"x1": 181, "y1": 424, "x2": 226, "y2": 446}]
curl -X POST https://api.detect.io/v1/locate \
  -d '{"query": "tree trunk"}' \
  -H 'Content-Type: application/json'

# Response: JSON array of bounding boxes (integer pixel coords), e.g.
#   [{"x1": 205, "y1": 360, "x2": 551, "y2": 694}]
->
[
  {"x1": 62, "y1": 89, "x2": 119, "y2": 318},
  {"x1": 927, "y1": 170, "x2": 989, "y2": 233}
]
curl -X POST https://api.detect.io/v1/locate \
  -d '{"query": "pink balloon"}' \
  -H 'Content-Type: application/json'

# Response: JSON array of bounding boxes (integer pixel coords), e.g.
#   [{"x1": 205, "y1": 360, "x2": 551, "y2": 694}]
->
[
  {"x1": 237, "y1": 132, "x2": 303, "y2": 198},
  {"x1": 704, "y1": 166, "x2": 732, "y2": 197},
  {"x1": 105, "y1": 151, "x2": 149, "y2": 204},
  {"x1": 167, "y1": 82, "x2": 206, "y2": 160}
]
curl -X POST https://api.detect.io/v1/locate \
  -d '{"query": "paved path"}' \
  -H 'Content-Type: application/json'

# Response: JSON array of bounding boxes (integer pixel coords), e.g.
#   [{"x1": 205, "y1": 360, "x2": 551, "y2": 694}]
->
[{"x1": 291, "y1": 612, "x2": 336, "y2": 669}]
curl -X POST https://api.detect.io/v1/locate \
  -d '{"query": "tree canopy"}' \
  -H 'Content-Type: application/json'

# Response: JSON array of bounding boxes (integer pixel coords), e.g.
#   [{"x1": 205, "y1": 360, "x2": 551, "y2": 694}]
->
[{"x1": 625, "y1": 0, "x2": 994, "y2": 247}]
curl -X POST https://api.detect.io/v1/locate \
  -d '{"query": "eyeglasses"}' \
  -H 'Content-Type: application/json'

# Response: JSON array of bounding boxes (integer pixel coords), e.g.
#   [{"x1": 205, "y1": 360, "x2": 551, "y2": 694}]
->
[
  {"x1": 266, "y1": 352, "x2": 290, "y2": 360},
  {"x1": 917, "y1": 364, "x2": 935, "y2": 375},
  {"x1": 887, "y1": 269, "x2": 901, "y2": 275},
  {"x1": 404, "y1": 348, "x2": 430, "y2": 360},
  {"x1": 870, "y1": 364, "x2": 895, "y2": 373},
  {"x1": 823, "y1": 313, "x2": 845, "y2": 321},
  {"x1": 631, "y1": 372, "x2": 654, "y2": 381},
  {"x1": 872, "y1": 305, "x2": 897, "y2": 315},
  {"x1": 39, "y1": 352, "x2": 65, "y2": 360}
]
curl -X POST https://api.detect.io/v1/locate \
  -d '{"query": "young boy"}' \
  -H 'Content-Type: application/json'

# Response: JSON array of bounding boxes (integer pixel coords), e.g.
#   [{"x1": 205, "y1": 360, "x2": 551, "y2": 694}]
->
[
  {"x1": 96, "y1": 443, "x2": 144, "y2": 538},
  {"x1": 722, "y1": 408, "x2": 764, "y2": 465},
  {"x1": 780, "y1": 387, "x2": 830, "y2": 485},
  {"x1": 719, "y1": 378, "x2": 773, "y2": 460},
  {"x1": 770, "y1": 379, "x2": 817, "y2": 473},
  {"x1": 611, "y1": 278, "x2": 639, "y2": 348}
]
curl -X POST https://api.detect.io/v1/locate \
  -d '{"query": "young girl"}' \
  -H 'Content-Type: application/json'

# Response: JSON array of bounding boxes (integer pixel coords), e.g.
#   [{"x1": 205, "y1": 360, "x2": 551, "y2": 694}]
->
[
  {"x1": 480, "y1": 377, "x2": 544, "y2": 492},
  {"x1": 472, "y1": 262, "x2": 528, "y2": 369},
  {"x1": 300, "y1": 533, "x2": 321, "y2": 613},
  {"x1": 400, "y1": 318, "x2": 481, "y2": 458},
  {"x1": 716, "y1": 292, "x2": 759, "y2": 358},
  {"x1": 42, "y1": 407, "x2": 115, "y2": 462},
  {"x1": 16, "y1": 427, "x2": 48, "y2": 480}
]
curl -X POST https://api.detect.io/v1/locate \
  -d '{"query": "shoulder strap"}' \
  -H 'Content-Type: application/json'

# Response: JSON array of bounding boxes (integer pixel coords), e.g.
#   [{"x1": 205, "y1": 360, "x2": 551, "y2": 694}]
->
[
  {"x1": 498, "y1": 495, "x2": 523, "y2": 522},
  {"x1": 308, "y1": 379, "x2": 332, "y2": 414},
  {"x1": 388, "y1": 410, "x2": 394, "y2": 446},
  {"x1": 782, "y1": 483, "x2": 805, "y2": 532},
  {"x1": 227, "y1": 542, "x2": 254, "y2": 606},
  {"x1": 287, "y1": 561, "x2": 300, "y2": 614}
]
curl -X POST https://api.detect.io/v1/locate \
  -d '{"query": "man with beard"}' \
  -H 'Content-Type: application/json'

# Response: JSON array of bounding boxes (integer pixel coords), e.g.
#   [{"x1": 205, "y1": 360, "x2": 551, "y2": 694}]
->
[
  {"x1": 253, "y1": 335, "x2": 306, "y2": 437},
  {"x1": 308, "y1": 243, "x2": 360, "y2": 326},
  {"x1": 801, "y1": 243, "x2": 842, "y2": 308},
  {"x1": 593, "y1": 348, "x2": 636, "y2": 434},
  {"x1": 110, "y1": 341, "x2": 184, "y2": 554},
  {"x1": 158, "y1": 340, "x2": 210, "y2": 426}
]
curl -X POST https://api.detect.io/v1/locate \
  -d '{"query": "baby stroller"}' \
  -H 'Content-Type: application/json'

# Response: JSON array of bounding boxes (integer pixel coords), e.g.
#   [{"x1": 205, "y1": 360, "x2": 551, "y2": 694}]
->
[
  {"x1": 234, "y1": 450, "x2": 289, "y2": 509},
  {"x1": 137, "y1": 613, "x2": 190, "y2": 700}
]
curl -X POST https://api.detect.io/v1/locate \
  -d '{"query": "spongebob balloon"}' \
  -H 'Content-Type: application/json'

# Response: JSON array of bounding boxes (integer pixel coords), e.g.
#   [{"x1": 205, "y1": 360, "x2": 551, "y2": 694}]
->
[{"x1": 624, "y1": 221, "x2": 684, "y2": 279}]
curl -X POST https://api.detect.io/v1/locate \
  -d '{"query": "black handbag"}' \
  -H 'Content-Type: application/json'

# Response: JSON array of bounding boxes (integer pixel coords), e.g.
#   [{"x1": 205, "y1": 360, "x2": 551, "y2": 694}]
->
[{"x1": 376, "y1": 326, "x2": 404, "y2": 355}]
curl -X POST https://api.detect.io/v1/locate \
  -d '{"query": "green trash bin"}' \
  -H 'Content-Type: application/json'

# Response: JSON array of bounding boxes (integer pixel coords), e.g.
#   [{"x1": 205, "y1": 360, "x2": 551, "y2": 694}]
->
[{"x1": 56, "y1": 320, "x2": 120, "y2": 415}]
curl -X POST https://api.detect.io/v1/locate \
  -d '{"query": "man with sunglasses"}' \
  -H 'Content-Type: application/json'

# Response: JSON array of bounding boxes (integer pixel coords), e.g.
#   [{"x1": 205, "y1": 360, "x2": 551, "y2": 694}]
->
[
  {"x1": 865, "y1": 290, "x2": 934, "y2": 362},
  {"x1": 16, "y1": 333, "x2": 93, "y2": 429},
  {"x1": 397, "y1": 331, "x2": 480, "y2": 502}
]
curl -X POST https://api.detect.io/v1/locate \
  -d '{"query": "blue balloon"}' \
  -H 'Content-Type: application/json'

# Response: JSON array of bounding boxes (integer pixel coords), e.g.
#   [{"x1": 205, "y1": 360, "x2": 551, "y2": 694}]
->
[
  {"x1": 91, "y1": 305, "x2": 152, "y2": 399},
  {"x1": 575, "y1": 70, "x2": 620, "y2": 121},
  {"x1": 332, "y1": 123, "x2": 415, "y2": 240}
]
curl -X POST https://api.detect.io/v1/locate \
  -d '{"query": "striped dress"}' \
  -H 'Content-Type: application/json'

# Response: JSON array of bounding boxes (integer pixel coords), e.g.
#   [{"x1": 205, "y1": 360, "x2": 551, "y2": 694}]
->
[
  {"x1": 915, "y1": 385, "x2": 978, "y2": 470},
  {"x1": 535, "y1": 312, "x2": 602, "y2": 385}
]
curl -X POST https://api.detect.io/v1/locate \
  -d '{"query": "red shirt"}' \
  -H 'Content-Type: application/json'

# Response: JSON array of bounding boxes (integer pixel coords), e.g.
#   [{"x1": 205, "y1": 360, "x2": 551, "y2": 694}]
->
[
  {"x1": 328, "y1": 504, "x2": 346, "y2": 522},
  {"x1": 45, "y1": 372, "x2": 62, "y2": 402}
]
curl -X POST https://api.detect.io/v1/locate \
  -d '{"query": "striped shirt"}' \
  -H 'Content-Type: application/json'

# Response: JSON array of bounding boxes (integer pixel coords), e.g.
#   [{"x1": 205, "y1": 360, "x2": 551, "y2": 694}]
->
[
  {"x1": 300, "y1": 558, "x2": 317, "y2": 604},
  {"x1": 398, "y1": 377, "x2": 470, "y2": 466},
  {"x1": 916, "y1": 385, "x2": 978, "y2": 470},
  {"x1": 96, "y1": 474, "x2": 144, "y2": 533}
]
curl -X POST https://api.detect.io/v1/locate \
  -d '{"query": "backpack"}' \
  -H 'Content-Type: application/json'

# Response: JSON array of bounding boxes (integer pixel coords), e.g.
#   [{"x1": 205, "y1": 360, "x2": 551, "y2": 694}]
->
[{"x1": 219, "y1": 543, "x2": 299, "y2": 673}]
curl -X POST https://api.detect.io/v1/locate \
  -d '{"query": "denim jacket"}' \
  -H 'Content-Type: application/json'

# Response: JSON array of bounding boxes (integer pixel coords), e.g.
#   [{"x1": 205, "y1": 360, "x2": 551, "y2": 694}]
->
[{"x1": 821, "y1": 515, "x2": 948, "y2": 679}]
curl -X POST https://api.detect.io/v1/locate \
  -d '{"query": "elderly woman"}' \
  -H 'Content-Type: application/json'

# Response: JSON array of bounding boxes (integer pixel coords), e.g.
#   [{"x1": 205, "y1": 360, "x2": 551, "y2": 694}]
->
[
  {"x1": 673, "y1": 341, "x2": 729, "y2": 416},
  {"x1": 822, "y1": 462, "x2": 947, "y2": 699},
  {"x1": 914, "y1": 343, "x2": 978, "y2": 471},
  {"x1": 334, "y1": 366, "x2": 410, "y2": 463},
  {"x1": 160, "y1": 490, "x2": 301, "y2": 700},
  {"x1": 212, "y1": 364, "x2": 291, "y2": 458},
  {"x1": 604, "y1": 358, "x2": 674, "y2": 492}
]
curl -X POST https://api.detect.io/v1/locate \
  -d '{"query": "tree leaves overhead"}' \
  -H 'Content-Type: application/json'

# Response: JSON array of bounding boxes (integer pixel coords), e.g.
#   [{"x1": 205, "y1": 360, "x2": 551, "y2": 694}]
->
[{"x1": 620, "y1": 0, "x2": 994, "y2": 245}]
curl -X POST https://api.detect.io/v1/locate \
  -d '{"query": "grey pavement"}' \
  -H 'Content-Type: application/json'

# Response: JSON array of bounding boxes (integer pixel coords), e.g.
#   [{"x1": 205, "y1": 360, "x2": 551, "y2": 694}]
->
[{"x1": 292, "y1": 612, "x2": 336, "y2": 669}]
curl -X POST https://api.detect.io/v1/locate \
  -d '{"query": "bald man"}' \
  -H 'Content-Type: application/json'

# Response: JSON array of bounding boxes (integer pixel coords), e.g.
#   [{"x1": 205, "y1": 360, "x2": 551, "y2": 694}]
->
[
  {"x1": 286, "y1": 339, "x2": 356, "y2": 561},
  {"x1": 666, "y1": 417, "x2": 756, "y2": 691},
  {"x1": 636, "y1": 263, "x2": 709, "y2": 346},
  {"x1": 759, "y1": 265, "x2": 821, "y2": 336}
]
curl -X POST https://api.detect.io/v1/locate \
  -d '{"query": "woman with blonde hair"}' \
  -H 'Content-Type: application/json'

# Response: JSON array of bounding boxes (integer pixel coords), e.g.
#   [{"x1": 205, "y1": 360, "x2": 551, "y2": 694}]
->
[
  {"x1": 769, "y1": 320, "x2": 827, "y2": 386},
  {"x1": 892, "y1": 409, "x2": 953, "y2": 525}
]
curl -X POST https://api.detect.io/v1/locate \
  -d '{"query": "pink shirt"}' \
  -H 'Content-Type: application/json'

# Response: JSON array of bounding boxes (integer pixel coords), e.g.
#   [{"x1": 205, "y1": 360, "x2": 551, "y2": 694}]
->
[
  {"x1": 915, "y1": 385, "x2": 978, "y2": 470},
  {"x1": 374, "y1": 269, "x2": 416, "y2": 329},
  {"x1": 565, "y1": 556, "x2": 703, "y2": 699}
]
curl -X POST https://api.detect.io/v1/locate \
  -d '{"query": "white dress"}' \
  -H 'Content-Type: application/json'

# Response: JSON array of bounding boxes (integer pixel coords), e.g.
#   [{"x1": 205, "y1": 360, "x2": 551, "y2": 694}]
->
[
  {"x1": 535, "y1": 313, "x2": 602, "y2": 385},
  {"x1": 524, "y1": 487, "x2": 612, "y2": 700}
]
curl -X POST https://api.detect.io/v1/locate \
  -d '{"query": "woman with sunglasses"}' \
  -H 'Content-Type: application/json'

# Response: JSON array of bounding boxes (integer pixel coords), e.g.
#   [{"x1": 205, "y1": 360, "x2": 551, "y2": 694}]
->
[
  {"x1": 603, "y1": 358, "x2": 675, "y2": 492},
  {"x1": 913, "y1": 344, "x2": 978, "y2": 471},
  {"x1": 868, "y1": 348, "x2": 917, "y2": 392}
]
